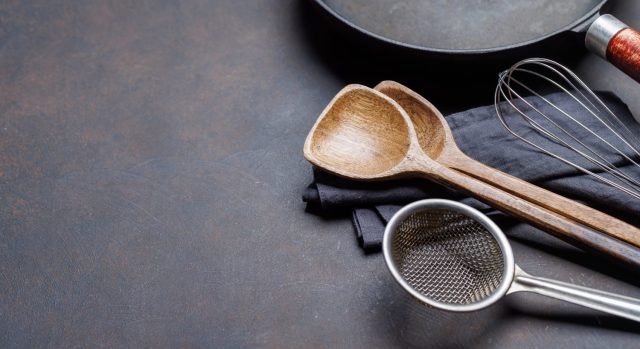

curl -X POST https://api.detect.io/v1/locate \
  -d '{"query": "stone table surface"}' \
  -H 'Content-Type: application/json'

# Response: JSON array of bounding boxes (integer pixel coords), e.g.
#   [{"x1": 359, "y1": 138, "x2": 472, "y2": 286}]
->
[{"x1": 1, "y1": 0, "x2": 640, "y2": 347}]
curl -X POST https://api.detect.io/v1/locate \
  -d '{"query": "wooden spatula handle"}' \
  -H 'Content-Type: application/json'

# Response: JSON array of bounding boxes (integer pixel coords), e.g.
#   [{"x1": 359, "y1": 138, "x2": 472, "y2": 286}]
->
[
  {"x1": 442, "y1": 154, "x2": 640, "y2": 248},
  {"x1": 422, "y1": 162, "x2": 640, "y2": 270},
  {"x1": 586, "y1": 14, "x2": 640, "y2": 82}
]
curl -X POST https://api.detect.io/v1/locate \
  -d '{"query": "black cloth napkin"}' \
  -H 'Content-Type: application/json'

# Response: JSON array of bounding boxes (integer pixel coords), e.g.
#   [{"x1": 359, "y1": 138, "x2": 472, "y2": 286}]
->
[{"x1": 303, "y1": 91, "x2": 640, "y2": 253}]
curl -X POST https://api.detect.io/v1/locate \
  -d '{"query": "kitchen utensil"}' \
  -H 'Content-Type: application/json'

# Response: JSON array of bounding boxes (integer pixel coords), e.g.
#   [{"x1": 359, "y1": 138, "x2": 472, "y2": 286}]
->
[
  {"x1": 383, "y1": 199, "x2": 640, "y2": 322},
  {"x1": 303, "y1": 84, "x2": 640, "y2": 268},
  {"x1": 374, "y1": 80, "x2": 640, "y2": 248},
  {"x1": 495, "y1": 58, "x2": 640, "y2": 201},
  {"x1": 313, "y1": 0, "x2": 640, "y2": 81}
]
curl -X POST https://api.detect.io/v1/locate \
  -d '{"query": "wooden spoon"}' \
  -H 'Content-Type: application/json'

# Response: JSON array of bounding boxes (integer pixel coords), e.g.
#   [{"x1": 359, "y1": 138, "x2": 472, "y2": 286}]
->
[
  {"x1": 373, "y1": 80, "x2": 640, "y2": 248},
  {"x1": 303, "y1": 84, "x2": 640, "y2": 269}
]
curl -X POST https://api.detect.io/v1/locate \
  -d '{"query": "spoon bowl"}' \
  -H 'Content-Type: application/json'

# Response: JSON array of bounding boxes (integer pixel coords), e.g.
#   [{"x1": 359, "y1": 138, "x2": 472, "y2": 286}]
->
[
  {"x1": 304, "y1": 85, "x2": 416, "y2": 179},
  {"x1": 374, "y1": 81, "x2": 449, "y2": 160}
]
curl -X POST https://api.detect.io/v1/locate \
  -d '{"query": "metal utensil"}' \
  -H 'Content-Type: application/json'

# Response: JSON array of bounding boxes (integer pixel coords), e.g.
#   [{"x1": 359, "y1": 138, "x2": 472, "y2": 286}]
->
[
  {"x1": 495, "y1": 57, "x2": 640, "y2": 201},
  {"x1": 383, "y1": 199, "x2": 640, "y2": 321}
]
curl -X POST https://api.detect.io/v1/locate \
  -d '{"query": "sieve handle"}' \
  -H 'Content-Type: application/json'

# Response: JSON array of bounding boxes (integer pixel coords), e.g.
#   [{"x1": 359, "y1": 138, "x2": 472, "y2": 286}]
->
[
  {"x1": 511, "y1": 266, "x2": 640, "y2": 323},
  {"x1": 442, "y1": 153, "x2": 640, "y2": 248},
  {"x1": 419, "y1": 161, "x2": 640, "y2": 270}
]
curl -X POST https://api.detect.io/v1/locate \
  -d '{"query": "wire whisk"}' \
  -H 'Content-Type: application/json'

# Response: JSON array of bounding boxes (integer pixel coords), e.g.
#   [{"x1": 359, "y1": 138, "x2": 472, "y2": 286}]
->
[{"x1": 495, "y1": 58, "x2": 640, "y2": 201}]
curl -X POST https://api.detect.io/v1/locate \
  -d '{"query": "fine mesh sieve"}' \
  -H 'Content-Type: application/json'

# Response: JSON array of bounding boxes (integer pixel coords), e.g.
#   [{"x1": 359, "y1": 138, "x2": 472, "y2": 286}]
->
[
  {"x1": 392, "y1": 209, "x2": 504, "y2": 305},
  {"x1": 383, "y1": 199, "x2": 514, "y2": 312},
  {"x1": 383, "y1": 199, "x2": 640, "y2": 321}
]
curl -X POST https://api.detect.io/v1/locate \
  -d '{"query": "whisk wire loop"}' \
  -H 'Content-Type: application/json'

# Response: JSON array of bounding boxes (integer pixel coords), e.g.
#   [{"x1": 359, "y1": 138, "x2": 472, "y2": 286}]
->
[{"x1": 494, "y1": 58, "x2": 640, "y2": 201}]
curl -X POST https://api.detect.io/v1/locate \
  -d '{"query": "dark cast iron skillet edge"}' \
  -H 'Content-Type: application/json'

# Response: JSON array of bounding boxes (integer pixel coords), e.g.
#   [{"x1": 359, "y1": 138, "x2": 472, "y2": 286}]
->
[{"x1": 312, "y1": 0, "x2": 608, "y2": 56}]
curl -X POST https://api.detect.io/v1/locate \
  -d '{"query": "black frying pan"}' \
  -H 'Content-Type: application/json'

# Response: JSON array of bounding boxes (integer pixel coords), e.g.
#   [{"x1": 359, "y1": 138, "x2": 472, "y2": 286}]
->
[{"x1": 313, "y1": 0, "x2": 640, "y2": 81}]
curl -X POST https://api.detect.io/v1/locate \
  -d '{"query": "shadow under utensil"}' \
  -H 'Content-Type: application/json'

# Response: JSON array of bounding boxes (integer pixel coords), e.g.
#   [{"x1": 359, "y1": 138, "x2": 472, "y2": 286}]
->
[
  {"x1": 374, "y1": 255, "x2": 640, "y2": 349},
  {"x1": 295, "y1": 0, "x2": 586, "y2": 115},
  {"x1": 504, "y1": 221, "x2": 640, "y2": 287},
  {"x1": 373, "y1": 280, "x2": 509, "y2": 349},
  {"x1": 504, "y1": 296, "x2": 640, "y2": 334}
]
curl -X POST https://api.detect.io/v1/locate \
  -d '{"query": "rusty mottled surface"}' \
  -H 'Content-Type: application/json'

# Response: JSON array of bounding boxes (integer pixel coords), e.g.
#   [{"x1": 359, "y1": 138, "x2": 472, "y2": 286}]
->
[{"x1": 1, "y1": 0, "x2": 640, "y2": 347}]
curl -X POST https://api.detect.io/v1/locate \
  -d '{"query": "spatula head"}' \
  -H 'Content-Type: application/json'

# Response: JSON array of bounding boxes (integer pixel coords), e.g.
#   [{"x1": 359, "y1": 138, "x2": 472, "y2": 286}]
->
[
  {"x1": 303, "y1": 85, "x2": 416, "y2": 180},
  {"x1": 375, "y1": 81, "x2": 453, "y2": 160}
]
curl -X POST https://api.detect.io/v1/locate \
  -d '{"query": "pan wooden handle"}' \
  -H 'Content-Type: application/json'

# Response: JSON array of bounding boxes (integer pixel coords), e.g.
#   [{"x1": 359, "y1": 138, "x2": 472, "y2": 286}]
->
[
  {"x1": 586, "y1": 14, "x2": 640, "y2": 82},
  {"x1": 421, "y1": 161, "x2": 640, "y2": 270},
  {"x1": 607, "y1": 28, "x2": 640, "y2": 82},
  {"x1": 442, "y1": 153, "x2": 640, "y2": 248}
]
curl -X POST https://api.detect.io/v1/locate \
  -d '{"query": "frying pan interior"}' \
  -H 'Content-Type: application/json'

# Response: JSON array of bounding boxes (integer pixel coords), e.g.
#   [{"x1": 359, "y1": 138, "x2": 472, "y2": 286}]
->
[{"x1": 319, "y1": 0, "x2": 605, "y2": 52}]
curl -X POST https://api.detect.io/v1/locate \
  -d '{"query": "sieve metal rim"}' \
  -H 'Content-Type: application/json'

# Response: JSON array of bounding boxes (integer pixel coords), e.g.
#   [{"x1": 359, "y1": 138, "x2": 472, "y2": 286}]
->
[{"x1": 382, "y1": 199, "x2": 515, "y2": 312}]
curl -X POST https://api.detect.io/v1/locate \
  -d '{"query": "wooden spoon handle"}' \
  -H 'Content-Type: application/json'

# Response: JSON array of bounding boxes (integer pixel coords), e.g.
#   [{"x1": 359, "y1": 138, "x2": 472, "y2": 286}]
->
[
  {"x1": 441, "y1": 153, "x2": 640, "y2": 247},
  {"x1": 423, "y1": 163, "x2": 640, "y2": 270}
]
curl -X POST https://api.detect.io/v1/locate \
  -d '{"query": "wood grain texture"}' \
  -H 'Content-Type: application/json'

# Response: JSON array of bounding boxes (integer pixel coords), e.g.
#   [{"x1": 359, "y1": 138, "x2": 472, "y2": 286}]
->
[
  {"x1": 607, "y1": 28, "x2": 640, "y2": 82},
  {"x1": 308, "y1": 86, "x2": 410, "y2": 176},
  {"x1": 373, "y1": 81, "x2": 640, "y2": 248},
  {"x1": 304, "y1": 84, "x2": 640, "y2": 269}
]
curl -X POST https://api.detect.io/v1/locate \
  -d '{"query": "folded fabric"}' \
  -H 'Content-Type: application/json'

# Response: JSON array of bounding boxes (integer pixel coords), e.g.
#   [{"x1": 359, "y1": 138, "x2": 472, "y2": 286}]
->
[{"x1": 303, "y1": 91, "x2": 640, "y2": 253}]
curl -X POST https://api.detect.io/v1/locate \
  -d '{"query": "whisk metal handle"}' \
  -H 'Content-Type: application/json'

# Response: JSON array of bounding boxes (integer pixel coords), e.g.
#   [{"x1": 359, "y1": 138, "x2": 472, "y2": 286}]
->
[
  {"x1": 586, "y1": 14, "x2": 640, "y2": 82},
  {"x1": 442, "y1": 153, "x2": 640, "y2": 248},
  {"x1": 509, "y1": 266, "x2": 640, "y2": 323}
]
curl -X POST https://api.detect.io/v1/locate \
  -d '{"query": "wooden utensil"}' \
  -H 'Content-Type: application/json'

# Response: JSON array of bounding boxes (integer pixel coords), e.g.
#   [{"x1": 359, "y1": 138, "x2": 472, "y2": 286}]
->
[
  {"x1": 373, "y1": 80, "x2": 640, "y2": 248},
  {"x1": 303, "y1": 84, "x2": 640, "y2": 269}
]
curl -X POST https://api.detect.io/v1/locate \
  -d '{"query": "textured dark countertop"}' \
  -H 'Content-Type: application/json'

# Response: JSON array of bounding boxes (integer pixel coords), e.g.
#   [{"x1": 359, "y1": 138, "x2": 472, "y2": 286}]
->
[{"x1": 1, "y1": 1, "x2": 640, "y2": 347}]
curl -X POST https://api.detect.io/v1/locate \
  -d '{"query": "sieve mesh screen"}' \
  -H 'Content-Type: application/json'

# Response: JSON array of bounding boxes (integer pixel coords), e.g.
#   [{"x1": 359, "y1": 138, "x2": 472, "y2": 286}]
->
[{"x1": 390, "y1": 208, "x2": 504, "y2": 305}]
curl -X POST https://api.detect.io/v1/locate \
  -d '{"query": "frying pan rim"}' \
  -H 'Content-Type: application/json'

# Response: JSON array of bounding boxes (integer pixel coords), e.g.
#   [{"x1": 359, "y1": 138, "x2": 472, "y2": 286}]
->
[{"x1": 313, "y1": 0, "x2": 608, "y2": 54}]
